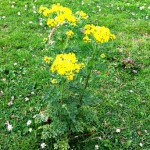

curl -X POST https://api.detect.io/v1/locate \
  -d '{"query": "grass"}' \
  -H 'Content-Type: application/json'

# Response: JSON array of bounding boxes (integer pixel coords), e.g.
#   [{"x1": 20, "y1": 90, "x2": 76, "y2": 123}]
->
[{"x1": 0, "y1": 0, "x2": 150, "y2": 149}]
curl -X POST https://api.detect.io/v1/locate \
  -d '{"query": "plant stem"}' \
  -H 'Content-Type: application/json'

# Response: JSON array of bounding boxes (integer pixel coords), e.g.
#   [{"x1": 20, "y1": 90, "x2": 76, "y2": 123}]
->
[
  {"x1": 48, "y1": 25, "x2": 59, "y2": 45},
  {"x1": 62, "y1": 36, "x2": 69, "y2": 53},
  {"x1": 79, "y1": 43, "x2": 97, "y2": 105},
  {"x1": 61, "y1": 79, "x2": 65, "y2": 104}
]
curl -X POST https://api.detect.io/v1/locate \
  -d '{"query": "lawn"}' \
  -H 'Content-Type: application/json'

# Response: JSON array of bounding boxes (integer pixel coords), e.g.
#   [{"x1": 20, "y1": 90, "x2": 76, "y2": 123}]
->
[{"x1": 0, "y1": 0, "x2": 150, "y2": 149}]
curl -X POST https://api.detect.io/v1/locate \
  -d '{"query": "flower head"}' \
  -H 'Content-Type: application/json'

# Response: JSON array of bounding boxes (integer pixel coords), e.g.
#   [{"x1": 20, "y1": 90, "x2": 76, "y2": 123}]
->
[
  {"x1": 51, "y1": 79, "x2": 58, "y2": 84},
  {"x1": 100, "y1": 53, "x2": 106, "y2": 59},
  {"x1": 50, "y1": 53, "x2": 85, "y2": 80},
  {"x1": 47, "y1": 18, "x2": 57, "y2": 27},
  {"x1": 116, "y1": 128, "x2": 121, "y2": 133},
  {"x1": 44, "y1": 56, "x2": 52, "y2": 64},
  {"x1": 83, "y1": 24, "x2": 116, "y2": 43},
  {"x1": 39, "y1": 4, "x2": 87, "y2": 28},
  {"x1": 83, "y1": 35, "x2": 91, "y2": 43},
  {"x1": 29, "y1": 128, "x2": 32, "y2": 132},
  {"x1": 7, "y1": 124, "x2": 13, "y2": 131},
  {"x1": 41, "y1": 143, "x2": 46, "y2": 149},
  {"x1": 6, "y1": 121, "x2": 13, "y2": 131},
  {"x1": 76, "y1": 11, "x2": 88, "y2": 19},
  {"x1": 27, "y1": 120, "x2": 32, "y2": 126},
  {"x1": 66, "y1": 30, "x2": 74, "y2": 38}
]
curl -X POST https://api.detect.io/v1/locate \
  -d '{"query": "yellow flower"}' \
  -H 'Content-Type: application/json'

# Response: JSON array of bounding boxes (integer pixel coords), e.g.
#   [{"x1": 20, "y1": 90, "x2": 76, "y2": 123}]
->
[
  {"x1": 43, "y1": 8, "x2": 51, "y2": 17},
  {"x1": 55, "y1": 14, "x2": 65, "y2": 25},
  {"x1": 76, "y1": 11, "x2": 88, "y2": 19},
  {"x1": 44, "y1": 56, "x2": 52, "y2": 63},
  {"x1": 66, "y1": 14, "x2": 77, "y2": 26},
  {"x1": 100, "y1": 53, "x2": 106, "y2": 58},
  {"x1": 110, "y1": 34, "x2": 116, "y2": 40},
  {"x1": 66, "y1": 30, "x2": 74, "y2": 38},
  {"x1": 83, "y1": 24, "x2": 116, "y2": 43},
  {"x1": 50, "y1": 53, "x2": 84, "y2": 80},
  {"x1": 43, "y1": 38, "x2": 48, "y2": 42},
  {"x1": 83, "y1": 36, "x2": 91, "y2": 43},
  {"x1": 83, "y1": 24, "x2": 96, "y2": 35},
  {"x1": 47, "y1": 18, "x2": 57, "y2": 27},
  {"x1": 94, "y1": 26, "x2": 116, "y2": 43},
  {"x1": 51, "y1": 79, "x2": 58, "y2": 84},
  {"x1": 39, "y1": 6, "x2": 47, "y2": 13},
  {"x1": 39, "y1": 4, "x2": 87, "y2": 27}
]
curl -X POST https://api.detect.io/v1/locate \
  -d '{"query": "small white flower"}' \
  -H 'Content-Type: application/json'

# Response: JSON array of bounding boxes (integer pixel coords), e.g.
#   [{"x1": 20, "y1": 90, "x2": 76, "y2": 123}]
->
[
  {"x1": 131, "y1": 13, "x2": 135, "y2": 16},
  {"x1": 98, "y1": 8, "x2": 101, "y2": 12},
  {"x1": 119, "y1": 103, "x2": 123, "y2": 107},
  {"x1": 8, "y1": 100, "x2": 13, "y2": 106},
  {"x1": 40, "y1": 114, "x2": 48, "y2": 121},
  {"x1": 2, "y1": 16, "x2": 6, "y2": 19},
  {"x1": 11, "y1": 96, "x2": 15, "y2": 100},
  {"x1": 132, "y1": 70, "x2": 137, "y2": 73},
  {"x1": 33, "y1": 115, "x2": 37, "y2": 118},
  {"x1": 41, "y1": 143, "x2": 46, "y2": 149},
  {"x1": 110, "y1": 4, "x2": 113, "y2": 7},
  {"x1": 145, "y1": 16, "x2": 148, "y2": 19},
  {"x1": 31, "y1": 91, "x2": 34, "y2": 95},
  {"x1": 116, "y1": 128, "x2": 121, "y2": 133},
  {"x1": 29, "y1": 21, "x2": 33, "y2": 24},
  {"x1": 129, "y1": 90, "x2": 133, "y2": 93},
  {"x1": 22, "y1": 21, "x2": 25, "y2": 25},
  {"x1": 139, "y1": 6, "x2": 145, "y2": 10},
  {"x1": 17, "y1": 12, "x2": 21, "y2": 15},
  {"x1": 139, "y1": 143, "x2": 143, "y2": 147},
  {"x1": 25, "y1": 97, "x2": 29, "y2": 101},
  {"x1": 14, "y1": 62, "x2": 17, "y2": 66},
  {"x1": 33, "y1": 6, "x2": 36, "y2": 9},
  {"x1": 27, "y1": 120, "x2": 32, "y2": 126},
  {"x1": 33, "y1": 10, "x2": 36, "y2": 14},
  {"x1": 24, "y1": 4, "x2": 28, "y2": 8},
  {"x1": 29, "y1": 128, "x2": 32, "y2": 132},
  {"x1": 1, "y1": 78, "x2": 6, "y2": 82},
  {"x1": 39, "y1": 22, "x2": 43, "y2": 26},
  {"x1": 144, "y1": 130, "x2": 147, "y2": 133},
  {"x1": 0, "y1": 90, "x2": 4, "y2": 96},
  {"x1": 95, "y1": 145, "x2": 99, "y2": 150},
  {"x1": 6, "y1": 122, "x2": 13, "y2": 131},
  {"x1": 81, "y1": 1, "x2": 84, "y2": 5},
  {"x1": 7, "y1": 124, "x2": 13, "y2": 131},
  {"x1": 148, "y1": 6, "x2": 150, "y2": 9},
  {"x1": 11, "y1": 5, "x2": 15, "y2": 8}
]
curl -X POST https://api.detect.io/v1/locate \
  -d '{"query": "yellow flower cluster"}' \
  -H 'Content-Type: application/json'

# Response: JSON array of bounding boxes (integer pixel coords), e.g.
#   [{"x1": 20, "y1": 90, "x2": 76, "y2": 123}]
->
[
  {"x1": 76, "y1": 11, "x2": 88, "y2": 19},
  {"x1": 83, "y1": 24, "x2": 116, "y2": 43},
  {"x1": 83, "y1": 35, "x2": 91, "y2": 43},
  {"x1": 44, "y1": 56, "x2": 52, "y2": 64},
  {"x1": 100, "y1": 53, "x2": 106, "y2": 58},
  {"x1": 50, "y1": 53, "x2": 85, "y2": 80},
  {"x1": 39, "y1": 3, "x2": 88, "y2": 27},
  {"x1": 51, "y1": 79, "x2": 58, "y2": 84},
  {"x1": 66, "y1": 30, "x2": 74, "y2": 38}
]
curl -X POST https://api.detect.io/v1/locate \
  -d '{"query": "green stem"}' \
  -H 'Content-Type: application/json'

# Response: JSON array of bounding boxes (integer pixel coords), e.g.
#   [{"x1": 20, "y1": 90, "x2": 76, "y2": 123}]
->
[
  {"x1": 61, "y1": 80, "x2": 64, "y2": 104},
  {"x1": 64, "y1": 37, "x2": 69, "y2": 50},
  {"x1": 79, "y1": 43, "x2": 97, "y2": 105}
]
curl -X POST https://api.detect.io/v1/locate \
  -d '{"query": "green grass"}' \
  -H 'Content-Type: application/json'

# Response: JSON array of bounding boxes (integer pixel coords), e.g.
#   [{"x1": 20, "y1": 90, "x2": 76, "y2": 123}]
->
[{"x1": 0, "y1": 0, "x2": 150, "y2": 149}]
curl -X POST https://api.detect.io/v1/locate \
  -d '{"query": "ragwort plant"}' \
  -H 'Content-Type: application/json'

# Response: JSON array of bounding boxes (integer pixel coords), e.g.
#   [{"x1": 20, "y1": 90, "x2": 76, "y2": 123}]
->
[{"x1": 35, "y1": 3, "x2": 116, "y2": 149}]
